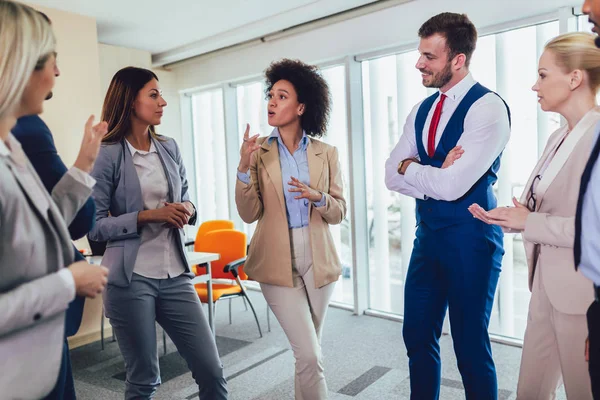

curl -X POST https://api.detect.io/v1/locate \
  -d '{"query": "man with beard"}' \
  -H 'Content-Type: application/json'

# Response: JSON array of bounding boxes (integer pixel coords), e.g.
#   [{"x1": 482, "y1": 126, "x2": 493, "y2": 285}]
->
[
  {"x1": 577, "y1": 1, "x2": 600, "y2": 396},
  {"x1": 385, "y1": 12, "x2": 510, "y2": 399},
  {"x1": 11, "y1": 12, "x2": 96, "y2": 400}
]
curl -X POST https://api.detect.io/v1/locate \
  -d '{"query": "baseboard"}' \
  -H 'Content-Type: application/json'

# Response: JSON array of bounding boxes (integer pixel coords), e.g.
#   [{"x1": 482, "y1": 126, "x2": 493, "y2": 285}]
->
[{"x1": 67, "y1": 327, "x2": 113, "y2": 349}]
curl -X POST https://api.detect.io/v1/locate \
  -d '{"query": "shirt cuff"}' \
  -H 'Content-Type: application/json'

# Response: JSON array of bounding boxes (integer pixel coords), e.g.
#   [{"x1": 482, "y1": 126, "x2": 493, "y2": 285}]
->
[
  {"x1": 237, "y1": 171, "x2": 250, "y2": 185},
  {"x1": 313, "y1": 193, "x2": 326, "y2": 207},
  {"x1": 68, "y1": 166, "x2": 96, "y2": 188},
  {"x1": 403, "y1": 163, "x2": 427, "y2": 200},
  {"x1": 57, "y1": 268, "x2": 76, "y2": 302}
]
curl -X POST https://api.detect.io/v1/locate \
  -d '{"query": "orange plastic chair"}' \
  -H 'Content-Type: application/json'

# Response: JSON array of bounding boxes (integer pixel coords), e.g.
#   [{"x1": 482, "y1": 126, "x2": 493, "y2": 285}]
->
[
  {"x1": 194, "y1": 229, "x2": 263, "y2": 337},
  {"x1": 190, "y1": 220, "x2": 234, "y2": 275}
]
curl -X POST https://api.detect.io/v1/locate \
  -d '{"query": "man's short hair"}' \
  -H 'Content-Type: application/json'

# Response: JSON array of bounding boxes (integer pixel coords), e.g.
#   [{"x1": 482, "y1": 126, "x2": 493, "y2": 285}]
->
[{"x1": 418, "y1": 12, "x2": 477, "y2": 67}]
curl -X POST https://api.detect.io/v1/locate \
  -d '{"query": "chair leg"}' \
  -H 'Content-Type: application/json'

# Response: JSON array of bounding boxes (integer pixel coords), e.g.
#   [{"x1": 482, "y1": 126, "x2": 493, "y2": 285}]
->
[
  {"x1": 243, "y1": 296, "x2": 248, "y2": 311},
  {"x1": 267, "y1": 304, "x2": 271, "y2": 332},
  {"x1": 243, "y1": 293, "x2": 263, "y2": 338},
  {"x1": 213, "y1": 301, "x2": 218, "y2": 334},
  {"x1": 228, "y1": 298, "x2": 232, "y2": 325}
]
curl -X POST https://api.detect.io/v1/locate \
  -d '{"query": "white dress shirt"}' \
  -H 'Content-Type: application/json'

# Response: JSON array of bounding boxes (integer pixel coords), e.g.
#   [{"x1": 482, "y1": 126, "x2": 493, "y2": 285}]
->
[
  {"x1": 579, "y1": 127, "x2": 600, "y2": 285},
  {"x1": 385, "y1": 73, "x2": 511, "y2": 201},
  {"x1": 1, "y1": 133, "x2": 97, "y2": 295},
  {"x1": 126, "y1": 140, "x2": 186, "y2": 279}
]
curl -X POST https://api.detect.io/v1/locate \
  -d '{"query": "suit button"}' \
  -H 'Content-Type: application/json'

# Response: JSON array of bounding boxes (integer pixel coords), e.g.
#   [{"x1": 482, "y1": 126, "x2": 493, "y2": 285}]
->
[
  {"x1": 123, "y1": 228, "x2": 128, "y2": 233},
  {"x1": 428, "y1": 208, "x2": 432, "y2": 212},
  {"x1": 33, "y1": 313, "x2": 42, "y2": 321}
]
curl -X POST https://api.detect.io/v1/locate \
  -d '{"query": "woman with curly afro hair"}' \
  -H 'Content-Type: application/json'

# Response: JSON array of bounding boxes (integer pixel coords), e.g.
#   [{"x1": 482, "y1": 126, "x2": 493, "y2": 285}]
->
[{"x1": 235, "y1": 58, "x2": 346, "y2": 399}]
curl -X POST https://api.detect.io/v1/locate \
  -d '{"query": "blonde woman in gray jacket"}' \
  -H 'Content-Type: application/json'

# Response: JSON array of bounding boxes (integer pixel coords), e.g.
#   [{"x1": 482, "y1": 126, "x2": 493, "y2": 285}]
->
[{"x1": 0, "y1": 2, "x2": 108, "y2": 399}]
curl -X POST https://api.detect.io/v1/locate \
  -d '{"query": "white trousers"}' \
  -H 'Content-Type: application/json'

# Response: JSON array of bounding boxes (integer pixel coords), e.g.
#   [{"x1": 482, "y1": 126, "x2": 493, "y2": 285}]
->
[{"x1": 260, "y1": 227, "x2": 336, "y2": 400}]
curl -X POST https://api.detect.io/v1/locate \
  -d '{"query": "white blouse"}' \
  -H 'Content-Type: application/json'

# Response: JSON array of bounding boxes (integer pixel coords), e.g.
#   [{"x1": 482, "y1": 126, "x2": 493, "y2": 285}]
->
[{"x1": 126, "y1": 140, "x2": 186, "y2": 279}]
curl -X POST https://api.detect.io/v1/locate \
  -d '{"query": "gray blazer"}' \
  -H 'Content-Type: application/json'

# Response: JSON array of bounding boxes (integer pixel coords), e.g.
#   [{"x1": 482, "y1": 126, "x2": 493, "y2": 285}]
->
[
  {"x1": 0, "y1": 139, "x2": 92, "y2": 399},
  {"x1": 88, "y1": 136, "x2": 196, "y2": 287}
]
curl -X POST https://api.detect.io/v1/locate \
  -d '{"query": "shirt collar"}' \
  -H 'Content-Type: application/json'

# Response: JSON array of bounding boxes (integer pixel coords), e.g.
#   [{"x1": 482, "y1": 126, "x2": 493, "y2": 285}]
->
[
  {"x1": 1, "y1": 133, "x2": 28, "y2": 166},
  {"x1": 268, "y1": 128, "x2": 309, "y2": 151},
  {"x1": 440, "y1": 72, "x2": 476, "y2": 102},
  {"x1": 125, "y1": 138, "x2": 157, "y2": 156},
  {"x1": 0, "y1": 136, "x2": 10, "y2": 158}
]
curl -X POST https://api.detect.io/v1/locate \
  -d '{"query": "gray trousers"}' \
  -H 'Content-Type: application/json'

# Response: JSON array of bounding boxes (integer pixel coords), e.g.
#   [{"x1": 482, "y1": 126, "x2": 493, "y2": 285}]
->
[
  {"x1": 104, "y1": 274, "x2": 228, "y2": 399},
  {"x1": 260, "y1": 227, "x2": 336, "y2": 400}
]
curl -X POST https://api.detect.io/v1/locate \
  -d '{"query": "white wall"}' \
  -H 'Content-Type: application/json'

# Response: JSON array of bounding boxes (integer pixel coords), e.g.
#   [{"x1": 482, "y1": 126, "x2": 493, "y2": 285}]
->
[
  {"x1": 29, "y1": 4, "x2": 103, "y2": 165},
  {"x1": 171, "y1": 0, "x2": 577, "y2": 90}
]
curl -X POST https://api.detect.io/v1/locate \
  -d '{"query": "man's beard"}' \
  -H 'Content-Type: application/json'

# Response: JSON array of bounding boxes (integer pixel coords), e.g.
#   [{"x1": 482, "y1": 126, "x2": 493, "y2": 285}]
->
[
  {"x1": 421, "y1": 62, "x2": 453, "y2": 88},
  {"x1": 45, "y1": 91, "x2": 53, "y2": 100}
]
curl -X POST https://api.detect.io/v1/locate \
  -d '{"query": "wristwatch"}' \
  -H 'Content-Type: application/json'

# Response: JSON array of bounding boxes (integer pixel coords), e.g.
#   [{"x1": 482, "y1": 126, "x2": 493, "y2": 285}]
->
[{"x1": 397, "y1": 158, "x2": 412, "y2": 175}]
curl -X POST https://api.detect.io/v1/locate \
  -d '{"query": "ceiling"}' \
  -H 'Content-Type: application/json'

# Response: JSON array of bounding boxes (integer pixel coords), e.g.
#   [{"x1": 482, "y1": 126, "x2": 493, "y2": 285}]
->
[{"x1": 27, "y1": 0, "x2": 383, "y2": 65}]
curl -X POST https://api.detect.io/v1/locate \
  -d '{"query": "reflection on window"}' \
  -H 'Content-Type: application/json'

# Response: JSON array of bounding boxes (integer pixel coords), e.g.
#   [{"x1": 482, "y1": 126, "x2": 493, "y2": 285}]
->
[
  {"x1": 363, "y1": 20, "x2": 559, "y2": 340},
  {"x1": 191, "y1": 89, "x2": 229, "y2": 223}
]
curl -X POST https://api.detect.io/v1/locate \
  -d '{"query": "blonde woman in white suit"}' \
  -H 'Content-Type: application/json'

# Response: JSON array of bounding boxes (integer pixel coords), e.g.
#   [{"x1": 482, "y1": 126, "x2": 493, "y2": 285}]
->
[{"x1": 470, "y1": 32, "x2": 600, "y2": 398}]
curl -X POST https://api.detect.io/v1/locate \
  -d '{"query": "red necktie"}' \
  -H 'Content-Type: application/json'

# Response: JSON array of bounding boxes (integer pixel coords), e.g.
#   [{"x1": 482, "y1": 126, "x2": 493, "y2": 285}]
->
[{"x1": 427, "y1": 93, "x2": 447, "y2": 158}]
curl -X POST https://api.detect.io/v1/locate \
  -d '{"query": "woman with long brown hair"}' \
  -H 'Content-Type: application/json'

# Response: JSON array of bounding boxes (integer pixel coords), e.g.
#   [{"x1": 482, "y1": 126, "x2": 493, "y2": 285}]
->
[{"x1": 88, "y1": 66, "x2": 228, "y2": 399}]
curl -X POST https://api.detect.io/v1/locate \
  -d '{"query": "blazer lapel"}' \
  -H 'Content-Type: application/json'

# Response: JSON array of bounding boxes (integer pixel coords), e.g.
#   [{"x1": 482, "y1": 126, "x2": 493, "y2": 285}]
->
[
  {"x1": 519, "y1": 126, "x2": 567, "y2": 206},
  {"x1": 154, "y1": 139, "x2": 179, "y2": 203},
  {"x1": 536, "y1": 108, "x2": 600, "y2": 208},
  {"x1": 121, "y1": 141, "x2": 144, "y2": 213},
  {"x1": 7, "y1": 160, "x2": 72, "y2": 272},
  {"x1": 260, "y1": 138, "x2": 286, "y2": 215},
  {"x1": 9, "y1": 162, "x2": 50, "y2": 222},
  {"x1": 307, "y1": 138, "x2": 325, "y2": 190}
]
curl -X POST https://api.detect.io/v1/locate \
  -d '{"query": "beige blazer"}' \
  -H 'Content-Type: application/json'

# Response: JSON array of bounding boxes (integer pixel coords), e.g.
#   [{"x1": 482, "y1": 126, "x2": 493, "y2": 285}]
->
[
  {"x1": 235, "y1": 136, "x2": 346, "y2": 288},
  {"x1": 520, "y1": 107, "x2": 600, "y2": 315}
]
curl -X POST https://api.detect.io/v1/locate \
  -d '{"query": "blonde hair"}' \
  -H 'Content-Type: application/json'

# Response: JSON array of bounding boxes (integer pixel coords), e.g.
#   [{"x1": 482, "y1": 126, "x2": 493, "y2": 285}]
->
[
  {"x1": 545, "y1": 32, "x2": 600, "y2": 93},
  {"x1": 0, "y1": 1, "x2": 55, "y2": 119}
]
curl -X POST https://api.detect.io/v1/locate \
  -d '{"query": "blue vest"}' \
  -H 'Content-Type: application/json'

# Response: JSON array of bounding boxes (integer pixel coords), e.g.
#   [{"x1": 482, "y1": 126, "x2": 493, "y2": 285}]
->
[{"x1": 414, "y1": 83, "x2": 511, "y2": 230}]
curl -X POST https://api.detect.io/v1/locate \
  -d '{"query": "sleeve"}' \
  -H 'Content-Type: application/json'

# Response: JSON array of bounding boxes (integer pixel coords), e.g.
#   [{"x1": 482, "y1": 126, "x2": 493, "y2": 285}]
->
[
  {"x1": 0, "y1": 198, "x2": 75, "y2": 336},
  {"x1": 237, "y1": 171, "x2": 250, "y2": 185},
  {"x1": 0, "y1": 271, "x2": 75, "y2": 337},
  {"x1": 50, "y1": 169, "x2": 94, "y2": 227},
  {"x1": 404, "y1": 94, "x2": 510, "y2": 201},
  {"x1": 523, "y1": 212, "x2": 575, "y2": 248},
  {"x1": 384, "y1": 103, "x2": 427, "y2": 200},
  {"x1": 235, "y1": 148, "x2": 264, "y2": 224},
  {"x1": 87, "y1": 147, "x2": 140, "y2": 242}
]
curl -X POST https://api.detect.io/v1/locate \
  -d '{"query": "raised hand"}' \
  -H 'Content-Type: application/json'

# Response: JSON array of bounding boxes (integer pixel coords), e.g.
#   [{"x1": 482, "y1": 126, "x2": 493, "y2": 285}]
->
[
  {"x1": 73, "y1": 115, "x2": 108, "y2": 173},
  {"x1": 238, "y1": 123, "x2": 261, "y2": 172},
  {"x1": 442, "y1": 145, "x2": 464, "y2": 169}
]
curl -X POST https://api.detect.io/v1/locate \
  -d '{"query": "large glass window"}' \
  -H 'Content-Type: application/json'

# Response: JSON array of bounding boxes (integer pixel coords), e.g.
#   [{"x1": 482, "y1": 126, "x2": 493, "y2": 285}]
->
[
  {"x1": 190, "y1": 88, "x2": 229, "y2": 223},
  {"x1": 321, "y1": 65, "x2": 353, "y2": 305},
  {"x1": 363, "y1": 21, "x2": 559, "y2": 340},
  {"x1": 235, "y1": 81, "x2": 269, "y2": 239}
]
